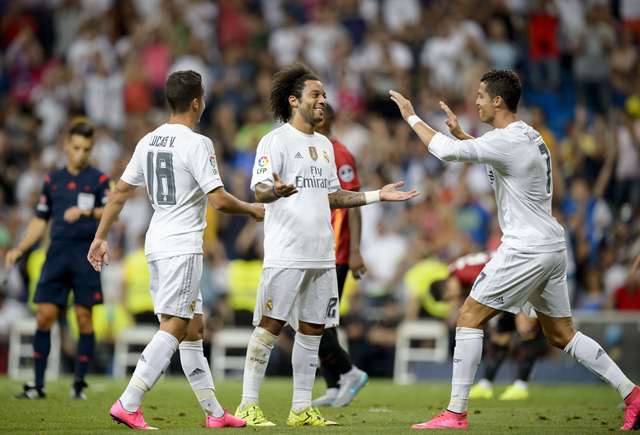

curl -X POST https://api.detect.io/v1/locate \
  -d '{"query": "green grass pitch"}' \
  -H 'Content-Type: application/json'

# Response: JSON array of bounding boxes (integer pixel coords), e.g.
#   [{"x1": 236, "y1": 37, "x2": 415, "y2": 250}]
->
[{"x1": 0, "y1": 376, "x2": 623, "y2": 434}]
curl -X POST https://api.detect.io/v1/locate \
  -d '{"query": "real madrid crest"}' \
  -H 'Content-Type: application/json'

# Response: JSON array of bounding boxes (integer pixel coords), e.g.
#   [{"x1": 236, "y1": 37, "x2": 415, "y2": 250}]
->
[{"x1": 308, "y1": 146, "x2": 318, "y2": 161}]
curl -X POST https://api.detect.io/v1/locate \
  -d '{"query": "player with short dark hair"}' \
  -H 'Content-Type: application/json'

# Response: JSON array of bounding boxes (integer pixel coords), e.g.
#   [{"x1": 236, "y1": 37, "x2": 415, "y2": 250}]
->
[
  {"x1": 235, "y1": 63, "x2": 418, "y2": 427},
  {"x1": 88, "y1": 70, "x2": 263, "y2": 430},
  {"x1": 312, "y1": 103, "x2": 368, "y2": 408},
  {"x1": 7, "y1": 119, "x2": 109, "y2": 400},
  {"x1": 390, "y1": 69, "x2": 640, "y2": 430}
]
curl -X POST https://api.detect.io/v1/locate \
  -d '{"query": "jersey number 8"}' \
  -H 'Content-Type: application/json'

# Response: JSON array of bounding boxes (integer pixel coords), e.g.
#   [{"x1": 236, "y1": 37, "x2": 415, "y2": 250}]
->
[{"x1": 147, "y1": 151, "x2": 177, "y2": 205}]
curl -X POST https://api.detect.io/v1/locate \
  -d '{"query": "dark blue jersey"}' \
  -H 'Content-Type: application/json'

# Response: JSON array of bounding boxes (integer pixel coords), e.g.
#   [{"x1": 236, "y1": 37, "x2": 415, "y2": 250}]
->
[{"x1": 35, "y1": 166, "x2": 110, "y2": 243}]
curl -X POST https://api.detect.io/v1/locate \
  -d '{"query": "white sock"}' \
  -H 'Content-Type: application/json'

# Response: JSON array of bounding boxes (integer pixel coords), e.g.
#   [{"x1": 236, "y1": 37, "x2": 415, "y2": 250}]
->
[
  {"x1": 179, "y1": 340, "x2": 224, "y2": 418},
  {"x1": 240, "y1": 327, "x2": 277, "y2": 409},
  {"x1": 447, "y1": 327, "x2": 483, "y2": 414},
  {"x1": 120, "y1": 330, "x2": 178, "y2": 412},
  {"x1": 291, "y1": 332, "x2": 322, "y2": 413},
  {"x1": 564, "y1": 331, "x2": 635, "y2": 399}
]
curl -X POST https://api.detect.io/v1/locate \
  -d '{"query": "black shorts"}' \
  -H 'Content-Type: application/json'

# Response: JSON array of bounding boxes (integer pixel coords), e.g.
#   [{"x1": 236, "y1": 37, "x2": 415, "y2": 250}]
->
[
  {"x1": 336, "y1": 263, "x2": 349, "y2": 300},
  {"x1": 34, "y1": 241, "x2": 103, "y2": 307}
]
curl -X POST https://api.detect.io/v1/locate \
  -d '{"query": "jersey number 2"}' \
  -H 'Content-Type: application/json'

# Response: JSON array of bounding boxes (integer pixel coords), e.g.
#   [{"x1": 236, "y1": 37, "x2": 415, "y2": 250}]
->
[
  {"x1": 538, "y1": 143, "x2": 551, "y2": 194},
  {"x1": 147, "y1": 151, "x2": 176, "y2": 205}
]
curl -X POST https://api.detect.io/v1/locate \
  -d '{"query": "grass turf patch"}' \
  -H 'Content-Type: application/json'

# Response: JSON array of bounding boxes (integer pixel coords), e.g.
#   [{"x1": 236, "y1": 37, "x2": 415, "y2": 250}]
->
[{"x1": 0, "y1": 376, "x2": 622, "y2": 434}]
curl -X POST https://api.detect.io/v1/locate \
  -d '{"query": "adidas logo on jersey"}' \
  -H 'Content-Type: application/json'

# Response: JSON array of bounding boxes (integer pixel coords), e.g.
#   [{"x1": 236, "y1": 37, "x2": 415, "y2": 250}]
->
[
  {"x1": 189, "y1": 368, "x2": 205, "y2": 377},
  {"x1": 295, "y1": 152, "x2": 304, "y2": 159}
]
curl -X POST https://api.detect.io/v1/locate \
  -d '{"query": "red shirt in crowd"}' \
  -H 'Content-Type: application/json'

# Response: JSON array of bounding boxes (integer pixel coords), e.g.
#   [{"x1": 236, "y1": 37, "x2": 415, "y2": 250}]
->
[
  {"x1": 612, "y1": 284, "x2": 640, "y2": 310},
  {"x1": 449, "y1": 252, "x2": 492, "y2": 290},
  {"x1": 330, "y1": 139, "x2": 360, "y2": 265}
]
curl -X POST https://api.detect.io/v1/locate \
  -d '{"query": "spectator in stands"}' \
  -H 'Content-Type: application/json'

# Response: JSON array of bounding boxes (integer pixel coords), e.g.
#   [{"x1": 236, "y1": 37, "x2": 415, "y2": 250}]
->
[{"x1": 608, "y1": 255, "x2": 640, "y2": 310}]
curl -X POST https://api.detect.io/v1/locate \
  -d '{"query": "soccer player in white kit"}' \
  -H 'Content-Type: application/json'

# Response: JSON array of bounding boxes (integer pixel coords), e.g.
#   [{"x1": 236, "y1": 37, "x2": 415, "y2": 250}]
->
[
  {"x1": 390, "y1": 70, "x2": 640, "y2": 431},
  {"x1": 234, "y1": 63, "x2": 419, "y2": 427},
  {"x1": 87, "y1": 70, "x2": 264, "y2": 430}
]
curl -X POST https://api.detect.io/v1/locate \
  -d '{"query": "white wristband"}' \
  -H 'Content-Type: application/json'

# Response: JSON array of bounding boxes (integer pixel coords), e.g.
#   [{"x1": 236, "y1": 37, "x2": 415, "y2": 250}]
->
[
  {"x1": 407, "y1": 114, "x2": 423, "y2": 128},
  {"x1": 364, "y1": 190, "x2": 381, "y2": 204}
]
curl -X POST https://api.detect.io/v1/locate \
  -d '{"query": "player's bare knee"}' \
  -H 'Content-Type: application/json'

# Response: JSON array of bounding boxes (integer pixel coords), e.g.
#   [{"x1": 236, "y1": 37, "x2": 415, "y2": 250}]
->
[
  {"x1": 538, "y1": 315, "x2": 575, "y2": 349},
  {"x1": 457, "y1": 306, "x2": 485, "y2": 329},
  {"x1": 36, "y1": 305, "x2": 57, "y2": 330},
  {"x1": 184, "y1": 319, "x2": 204, "y2": 341},
  {"x1": 75, "y1": 307, "x2": 93, "y2": 333},
  {"x1": 299, "y1": 321, "x2": 324, "y2": 336},
  {"x1": 258, "y1": 316, "x2": 284, "y2": 336},
  {"x1": 160, "y1": 314, "x2": 189, "y2": 341}
]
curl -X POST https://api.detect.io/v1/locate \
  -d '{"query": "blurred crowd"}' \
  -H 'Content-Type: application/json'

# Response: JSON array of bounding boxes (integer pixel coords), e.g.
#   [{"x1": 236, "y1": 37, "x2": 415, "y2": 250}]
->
[{"x1": 0, "y1": 0, "x2": 639, "y2": 377}]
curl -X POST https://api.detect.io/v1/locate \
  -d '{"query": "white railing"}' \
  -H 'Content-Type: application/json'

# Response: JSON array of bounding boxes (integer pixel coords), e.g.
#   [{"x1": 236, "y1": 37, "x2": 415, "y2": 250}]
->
[{"x1": 393, "y1": 320, "x2": 449, "y2": 384}]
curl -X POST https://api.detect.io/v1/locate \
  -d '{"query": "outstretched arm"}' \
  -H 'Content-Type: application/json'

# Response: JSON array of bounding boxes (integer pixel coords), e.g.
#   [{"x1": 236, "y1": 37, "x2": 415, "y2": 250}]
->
[
  {"x1": 439, "y1": 101, "x2": 475, "y2": 140},
  {"x1": 389, "y1": 90, "x2": 475, "y2": 145},
  {"x1": 389, "y1": 90, "x2": 508, "y2": 167},
  {"x1": 254, "y1": 173, "x2": 298, "y2": 203},
  {"x1": 208, "y1": 187, "x2": 264, "y2": 220},
  {"x1": 328, "y1": 181, "x2": 419, "y2": 209},
  {"x1": 389, "y1": 89, "x2": 438, "y2": 146}
]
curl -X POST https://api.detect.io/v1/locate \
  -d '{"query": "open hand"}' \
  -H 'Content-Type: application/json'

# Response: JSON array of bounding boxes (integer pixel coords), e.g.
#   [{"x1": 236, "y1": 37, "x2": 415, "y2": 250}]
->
[
  {"x1": 87, "y1": 238, "x2": 109, "y2": 272},
  {"x1": 389, "y1": 90, "x2": 416, "y2": 120},
  {"x1": 439, "y1": 101, "x2": 462, "y2": 136},
  {"x1": 380, "y1": 181, "x2": 420, "y2": 202},
  {"x1": 273, "y1": 172, "x2": 298, "y2": 198}
]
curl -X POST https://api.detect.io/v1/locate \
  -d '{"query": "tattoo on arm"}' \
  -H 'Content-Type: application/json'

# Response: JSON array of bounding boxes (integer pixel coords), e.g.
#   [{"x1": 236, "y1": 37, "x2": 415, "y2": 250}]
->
[{"x1": 328, "y1": 190, "x2": 366, "y2": 209}]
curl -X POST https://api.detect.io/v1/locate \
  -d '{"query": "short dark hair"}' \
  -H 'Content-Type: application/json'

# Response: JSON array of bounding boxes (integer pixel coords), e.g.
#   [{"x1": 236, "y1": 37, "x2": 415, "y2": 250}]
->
[
  {"x1": 270, "y1": 63, "x2": 319, "y2": 122},
  {"x1": 69, "y1": 119, "x2": 94, "y2": 139},
  {"x1": 480, "y1": 69, "x2": 521, "y2": 113},
  {"x1": 165, "y1": 70, "x2": 203, "y2": 113}
]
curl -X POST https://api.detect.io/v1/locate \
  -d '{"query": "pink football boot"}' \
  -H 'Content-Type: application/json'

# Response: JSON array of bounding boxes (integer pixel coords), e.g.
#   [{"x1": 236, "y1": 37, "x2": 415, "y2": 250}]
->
[
  {"x1": 621, "y1": 386, "x2": 640, "y2": 431},
  {"x1": 411, "y1": 410, "x2": 468, "y2": 430},
  {"x1": 205, "y1": 411, "x2": 247, "y2": 428},
  {"x1": 110, "y1": 400, "x2": 158, "y2": 430}
]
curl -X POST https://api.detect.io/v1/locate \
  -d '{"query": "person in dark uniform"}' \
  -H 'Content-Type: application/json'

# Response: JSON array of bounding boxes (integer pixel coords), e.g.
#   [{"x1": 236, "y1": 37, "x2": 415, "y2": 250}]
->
[
  {"x1": 6, "y1": 120, "x2": 110, "y2": 399},
  {"x1": 312, "y1": 104, "x2": 369, "y2": 407}
]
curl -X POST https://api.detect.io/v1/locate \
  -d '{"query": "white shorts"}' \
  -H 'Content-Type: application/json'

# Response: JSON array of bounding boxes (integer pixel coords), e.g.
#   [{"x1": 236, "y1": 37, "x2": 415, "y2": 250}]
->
[
  {"x1": 470, "y1": 246, "x2": 572, "y2": 318},
  {"x1": 252, "y1": 268, "x2": 339, "y2": 332},
  {"x1": 148, "y1": 254, "x2": 203, "y2": 320}
]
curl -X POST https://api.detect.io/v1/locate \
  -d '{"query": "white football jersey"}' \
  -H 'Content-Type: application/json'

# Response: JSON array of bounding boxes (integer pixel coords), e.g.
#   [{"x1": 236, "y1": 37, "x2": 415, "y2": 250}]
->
[
  {"x1": 429, "y1": 120, "x2": 565, "y2": 253},
  {"x1": 251, "y1": 123, "x2": 340, "y2": 268},
  {"x1": 121, "y1": 123, "x2": 223, "y2": 260}
]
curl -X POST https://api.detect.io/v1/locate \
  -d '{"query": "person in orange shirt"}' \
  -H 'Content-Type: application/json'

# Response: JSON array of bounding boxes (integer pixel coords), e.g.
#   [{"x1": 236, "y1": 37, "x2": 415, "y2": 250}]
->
[{"x1": 313, "y1": 104, "x2": 369, "y2": 407}]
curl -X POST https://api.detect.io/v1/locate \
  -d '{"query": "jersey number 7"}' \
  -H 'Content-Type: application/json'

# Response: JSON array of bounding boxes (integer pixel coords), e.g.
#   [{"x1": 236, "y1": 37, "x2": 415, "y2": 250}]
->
[
  {"x1": 147, "y1": 151, "x2": 177, "y2": 205},
  {"x1": 538, "y1": 143, "x2": 551, "y2": 194}
]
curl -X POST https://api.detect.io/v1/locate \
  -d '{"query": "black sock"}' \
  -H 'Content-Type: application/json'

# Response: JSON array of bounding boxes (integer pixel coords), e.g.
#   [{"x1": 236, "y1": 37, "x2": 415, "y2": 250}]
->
[
  {"x1": 74, "y1": 332, "x2": 95, "y2": 384},
  {"x1": 483, "y1": 342, "x2": 509, "y2": 382},
  {"x1": 516, "y1": 334, "x2": 546, "y2": 382},
  {"x1": 319, "y1": 328, "x2": 352, "y2": 389},
  {"x1": 33, "y1": 330, "x2": 51, "y2": 389}
]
